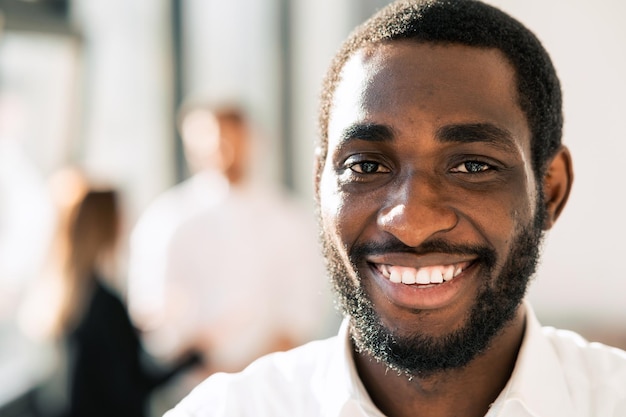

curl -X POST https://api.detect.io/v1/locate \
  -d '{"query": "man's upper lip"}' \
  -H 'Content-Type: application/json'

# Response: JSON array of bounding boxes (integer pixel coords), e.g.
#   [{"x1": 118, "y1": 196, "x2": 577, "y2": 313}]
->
[{"x1": 366, "y1": 253, "x2": 478, "y2": 269}]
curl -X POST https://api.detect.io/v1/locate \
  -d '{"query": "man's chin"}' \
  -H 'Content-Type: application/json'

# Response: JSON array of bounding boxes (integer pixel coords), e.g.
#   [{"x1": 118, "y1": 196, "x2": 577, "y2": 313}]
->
[
  {"x1": 349, "y1": 302, "x2": 486, "y2": 376},
  {"x1": 349, "y1": 267, "x2": 530, "y2": 377}
]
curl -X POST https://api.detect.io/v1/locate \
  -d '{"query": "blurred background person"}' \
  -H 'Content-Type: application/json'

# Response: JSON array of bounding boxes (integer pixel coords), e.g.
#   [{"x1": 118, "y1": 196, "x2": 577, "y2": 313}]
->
[
  {"x1": 127, "y1": 102, "x2": 336, "y2": 391},
  {"x1": 17, "y1": 168, "x2": 200, "y2": 417},
  {"x1": 126, "y1": 103, "x2": 235, "y2": 335}
]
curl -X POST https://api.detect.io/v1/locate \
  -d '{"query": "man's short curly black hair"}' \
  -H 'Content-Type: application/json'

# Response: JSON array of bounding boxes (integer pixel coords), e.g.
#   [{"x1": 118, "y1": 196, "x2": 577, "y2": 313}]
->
[{"x1": 316, "y1": 0, "x2": 562, "y2": 183}]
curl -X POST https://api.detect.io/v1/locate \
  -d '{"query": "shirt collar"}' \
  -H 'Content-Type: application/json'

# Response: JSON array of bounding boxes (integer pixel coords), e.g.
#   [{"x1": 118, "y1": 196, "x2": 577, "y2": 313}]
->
[
  {"x1": 323, "y1": 302, "x2": 579, "y2": 417},
  {"x1": 488, "y1": 301, "x2": 579, "y2": 417},
  {"x1": 319, "y1": 319, "x2": 384, "y2": 417}
]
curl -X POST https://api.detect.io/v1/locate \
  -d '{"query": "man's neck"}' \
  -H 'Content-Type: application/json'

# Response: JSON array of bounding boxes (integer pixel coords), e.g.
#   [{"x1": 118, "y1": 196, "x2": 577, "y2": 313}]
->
[{"x1": 352, "y1": 306, "x2": 526, "y2": 417}]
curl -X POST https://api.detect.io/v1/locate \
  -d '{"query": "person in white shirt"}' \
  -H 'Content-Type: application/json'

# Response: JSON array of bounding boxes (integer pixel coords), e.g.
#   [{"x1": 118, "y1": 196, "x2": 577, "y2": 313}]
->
[
  {"x1": 128, "y1": 103, "x2": 335, "y2": 381},
  {"x1": 165, "y1": 1, "x2": 626, "y2": 416}
]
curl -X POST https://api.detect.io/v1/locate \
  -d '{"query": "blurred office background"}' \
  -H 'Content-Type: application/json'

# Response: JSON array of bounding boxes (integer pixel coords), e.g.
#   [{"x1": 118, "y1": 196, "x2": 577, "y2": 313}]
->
[{"x1": 0, "y1": 0, "x2": 625, "y2": 414}]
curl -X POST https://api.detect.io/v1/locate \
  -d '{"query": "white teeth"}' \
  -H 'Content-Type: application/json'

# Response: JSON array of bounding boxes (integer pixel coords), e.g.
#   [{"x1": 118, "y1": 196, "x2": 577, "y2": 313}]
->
[
  {"x1": 389, "y1": 269, "x2": 402, "y2": 283},
  {"x1": 378, "y1": 262, "x2": 469, "y2": 285},
  {"x1": 380, "y1": 264, "x2": 390, "y2": 277},
  {"x1": 454, "y1": 265, "x2": 464, "y2": 277},
  {"x1": 415, "y1": 268, "x2": 430, "y2": 284},
  {"x1": 430, "y1": 269, "x2": 443, "y2": 283},
  {"x1": 401, "y1": 269, "x2": 416, "y2": 284},
  {"x1": 442, "y1": 266, "x2": 453, "y2": 281}
]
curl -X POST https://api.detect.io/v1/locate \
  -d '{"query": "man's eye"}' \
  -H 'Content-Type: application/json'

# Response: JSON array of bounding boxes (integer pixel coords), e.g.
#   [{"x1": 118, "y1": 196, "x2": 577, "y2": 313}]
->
[
  {"x1": 451, "y1": 161, "x2": 493, "y2": 173},
  {"x1": 348, "y1": 161, "x2": 388, "y2": 174}
]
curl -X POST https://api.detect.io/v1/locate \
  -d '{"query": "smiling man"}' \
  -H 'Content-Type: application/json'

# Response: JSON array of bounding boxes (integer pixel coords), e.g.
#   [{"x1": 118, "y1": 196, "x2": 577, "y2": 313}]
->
[{"x1": 164, "y1": 1, "x2": 626, "y2": 416}]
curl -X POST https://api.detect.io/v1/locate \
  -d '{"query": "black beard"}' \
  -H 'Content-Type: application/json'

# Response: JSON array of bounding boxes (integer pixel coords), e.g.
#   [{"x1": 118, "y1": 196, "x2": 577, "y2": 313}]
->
[{"x1": 321, "y1": 204, "x2": 546, "y2": 378}]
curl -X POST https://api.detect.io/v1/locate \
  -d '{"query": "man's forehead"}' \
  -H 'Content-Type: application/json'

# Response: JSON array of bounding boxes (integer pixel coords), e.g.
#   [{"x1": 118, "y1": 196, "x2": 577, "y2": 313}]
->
[
  {"x1": 332, "y1": 43, "x2": 521, "y2": 118},
  {"x1": 326, "y1": 40, "x2": 531, "y2": 158},
  {"x1": 339, "y1": 40, "x2": 516, "y2": 85}
]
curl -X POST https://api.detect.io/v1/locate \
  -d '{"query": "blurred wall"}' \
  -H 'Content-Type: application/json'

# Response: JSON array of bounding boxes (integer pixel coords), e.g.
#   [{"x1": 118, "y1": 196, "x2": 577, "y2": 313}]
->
[
  {"x1": 482, "y1": 0, "x2": 626, "y2": 337},
  {"x1": 72, "y1": 0, "x2": 175, "y2": 220}
]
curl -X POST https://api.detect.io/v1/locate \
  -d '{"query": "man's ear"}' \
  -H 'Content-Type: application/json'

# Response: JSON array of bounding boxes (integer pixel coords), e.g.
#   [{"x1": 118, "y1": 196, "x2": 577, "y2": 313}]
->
[{"x1": 542, "y1": 145, "x2": 573, "y2": 230}]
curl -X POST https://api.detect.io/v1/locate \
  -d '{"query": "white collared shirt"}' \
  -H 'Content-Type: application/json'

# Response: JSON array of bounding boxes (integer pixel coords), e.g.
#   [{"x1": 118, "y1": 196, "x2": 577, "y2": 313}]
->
[
  {"x1": 128, "y1": 172, "x2": 335, "y2": 369},
  {"x1": 164, "y1": 302, "x2": 626, "y2": 417}
]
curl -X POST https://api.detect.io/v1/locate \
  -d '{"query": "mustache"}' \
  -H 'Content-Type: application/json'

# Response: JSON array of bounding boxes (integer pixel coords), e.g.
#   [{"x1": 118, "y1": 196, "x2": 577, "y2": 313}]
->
[{"x1": 350, "y1": 237, "x2": 497, "y2": 269}]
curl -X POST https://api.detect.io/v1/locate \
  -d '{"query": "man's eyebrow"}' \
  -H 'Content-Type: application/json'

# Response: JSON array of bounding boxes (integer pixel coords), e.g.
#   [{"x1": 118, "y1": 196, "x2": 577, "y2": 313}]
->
[
  {"x1": 337, "y1": 122, "x2": 519, "y2": 152},
  {"x1": 338, "y1": 123, "x2": 395, "y2": 145},
  {"x1": 436, "y1": 123, "x2": 518, "y2": 151}
]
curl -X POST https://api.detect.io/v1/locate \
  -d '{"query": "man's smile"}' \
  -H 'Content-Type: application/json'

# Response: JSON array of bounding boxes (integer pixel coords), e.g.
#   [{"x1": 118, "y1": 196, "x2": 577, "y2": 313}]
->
[
  {"x1": 374, "y1": 261, "x2": 472, "y2": 285},
  {"x1": 361, "y1": 252, "x2": 484, "y2": 312}
]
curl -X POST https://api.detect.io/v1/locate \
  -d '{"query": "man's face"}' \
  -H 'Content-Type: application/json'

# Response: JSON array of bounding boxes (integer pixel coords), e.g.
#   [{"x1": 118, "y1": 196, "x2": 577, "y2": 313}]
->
[{"x1": 318, "y1": 41, "x2": 545, "y2": 376}]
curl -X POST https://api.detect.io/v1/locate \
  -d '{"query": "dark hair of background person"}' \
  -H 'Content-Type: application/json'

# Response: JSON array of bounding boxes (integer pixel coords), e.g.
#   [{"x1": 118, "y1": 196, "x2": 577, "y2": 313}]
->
[
  {"x1": 54, "y1": 190, "x2": 119, "y2": 335},
  {"x1": 316, "y1": 0, "x2": 562, "y2": 185}
]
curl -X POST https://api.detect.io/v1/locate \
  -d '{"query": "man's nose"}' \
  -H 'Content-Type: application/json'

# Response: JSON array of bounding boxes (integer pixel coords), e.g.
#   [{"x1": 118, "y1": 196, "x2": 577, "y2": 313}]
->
[{"x1": 376, "y1": 175, "x2": 458, "y2": 248}]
